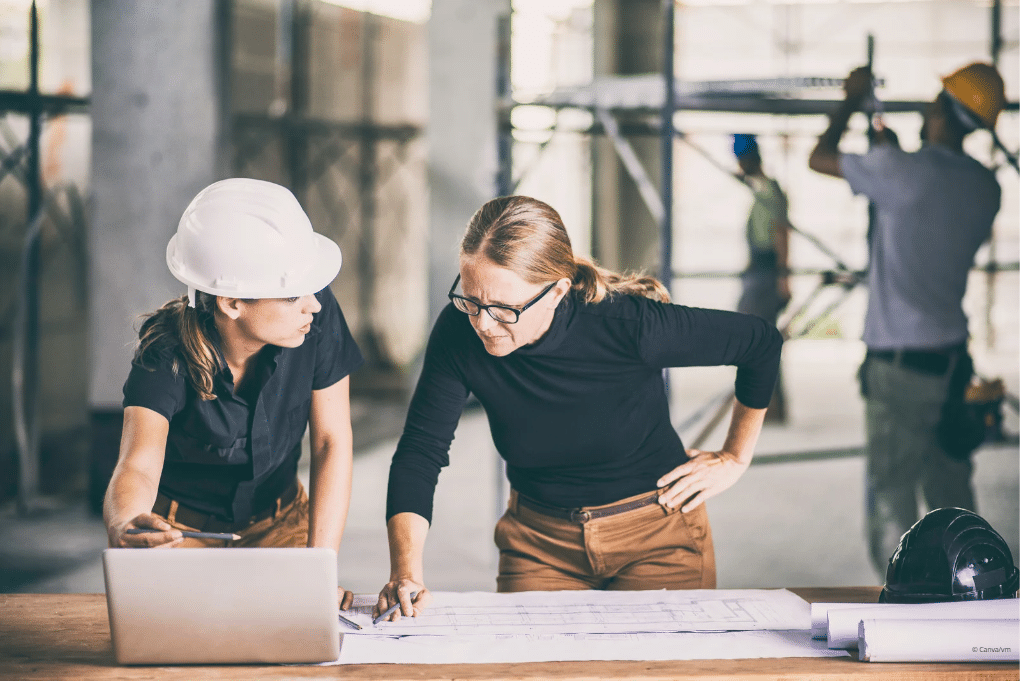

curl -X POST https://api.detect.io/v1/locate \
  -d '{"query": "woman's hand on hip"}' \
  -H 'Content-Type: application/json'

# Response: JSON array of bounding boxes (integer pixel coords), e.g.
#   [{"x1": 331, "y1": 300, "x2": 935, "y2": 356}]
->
[
  {"x1": 108, "y1": 513, "x2": 184, "y2": 548},
  {"x1": 656, "y1": 449, "x2": 751, "y2": 512},
  {"x1": 375, "y1": 578, "x2": 431, "y2": 622}
]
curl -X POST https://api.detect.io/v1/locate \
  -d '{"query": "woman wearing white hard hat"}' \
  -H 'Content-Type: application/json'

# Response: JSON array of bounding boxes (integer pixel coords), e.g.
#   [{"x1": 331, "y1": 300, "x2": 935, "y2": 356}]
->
[{"x1": 103, "y1": 178, "x2": 363, "y2": 606}]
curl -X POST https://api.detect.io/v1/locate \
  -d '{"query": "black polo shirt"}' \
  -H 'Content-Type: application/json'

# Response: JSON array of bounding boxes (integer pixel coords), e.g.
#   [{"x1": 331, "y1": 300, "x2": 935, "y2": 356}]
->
[{"x1": 123, "y1": 286, "x2": 363, "y2": 523}]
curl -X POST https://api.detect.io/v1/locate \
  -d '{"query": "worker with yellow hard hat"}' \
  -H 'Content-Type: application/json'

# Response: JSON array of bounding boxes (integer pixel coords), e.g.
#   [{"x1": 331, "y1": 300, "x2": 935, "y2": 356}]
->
[
  {"x1": 940, "y1": 62, "x2": 1007, "y2": 131},
  {"x1": 103, "y1": 178, "x2": 363, "y2": 609},
  {"x1": 808, "y1": 63, "x2": 1006, "y2": 576}
]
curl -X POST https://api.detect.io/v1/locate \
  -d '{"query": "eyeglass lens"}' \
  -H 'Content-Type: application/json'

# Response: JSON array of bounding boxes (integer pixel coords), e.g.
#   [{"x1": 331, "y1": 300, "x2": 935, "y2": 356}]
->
[{"x1": 452, "y1": 296, "x2": 519, "y2": 323}]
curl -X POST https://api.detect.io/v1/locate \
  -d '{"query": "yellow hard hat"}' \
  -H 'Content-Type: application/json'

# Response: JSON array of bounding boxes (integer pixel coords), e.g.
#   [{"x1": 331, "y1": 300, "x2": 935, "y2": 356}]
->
[{"x1": 941, "y1": 62, "x2": 1006, "y2": 130}]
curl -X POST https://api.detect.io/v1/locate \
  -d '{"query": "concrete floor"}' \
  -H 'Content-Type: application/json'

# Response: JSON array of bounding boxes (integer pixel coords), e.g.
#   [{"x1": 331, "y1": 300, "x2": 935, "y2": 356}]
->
[{"x1": 2, "y1": 339, "x2": 1017, "y2": 595}]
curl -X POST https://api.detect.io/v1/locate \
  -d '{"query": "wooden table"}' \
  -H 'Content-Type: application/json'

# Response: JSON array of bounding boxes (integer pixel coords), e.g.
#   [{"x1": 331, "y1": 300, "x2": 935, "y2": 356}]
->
[{"x1": 2, "y1": 588, "x2": 1017, "y2": 680}]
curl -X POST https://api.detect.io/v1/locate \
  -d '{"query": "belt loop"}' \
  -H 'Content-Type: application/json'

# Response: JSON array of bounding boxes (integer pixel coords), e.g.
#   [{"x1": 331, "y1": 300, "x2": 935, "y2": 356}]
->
[
  {"x1": 274, "y1": 496, "x2": 282, "y2": 519},
  {"x1": 166, "y1": 500, "x2": 178, "y2": 525}
]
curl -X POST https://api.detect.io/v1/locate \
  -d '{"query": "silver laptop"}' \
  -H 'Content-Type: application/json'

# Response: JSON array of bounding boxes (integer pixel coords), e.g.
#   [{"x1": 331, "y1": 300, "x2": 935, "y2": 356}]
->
[{"x1": 102, "y1": 547, "x2": 340, "y2": 664}]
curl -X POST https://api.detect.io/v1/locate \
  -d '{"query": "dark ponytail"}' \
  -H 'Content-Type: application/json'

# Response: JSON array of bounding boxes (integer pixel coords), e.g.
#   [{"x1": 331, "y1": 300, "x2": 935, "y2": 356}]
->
[{"x1": 135, "y1": 291, "x2": 222, "y2": 400}]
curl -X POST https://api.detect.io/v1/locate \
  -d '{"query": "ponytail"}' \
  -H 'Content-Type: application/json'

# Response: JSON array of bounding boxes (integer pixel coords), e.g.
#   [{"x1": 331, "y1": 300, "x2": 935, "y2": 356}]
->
[
  {"x1": 136, "y1": 292, "x2": 222, "y2": 401},
  {"x1": 463, "y1": 195, "x2": 671, "y2": 306},
  {"x1": 572, "y1": 257, "x2": 671, "y2": 304}
]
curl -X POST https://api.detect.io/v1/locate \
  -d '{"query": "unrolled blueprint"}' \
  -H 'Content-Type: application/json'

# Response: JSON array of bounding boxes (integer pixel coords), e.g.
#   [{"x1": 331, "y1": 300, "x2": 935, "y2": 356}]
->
[
  {"x1": 336, "y1": 630, "x2": 849, "y2": 665},
  {"x1": 344, "y1": 589, "x2": 811, "y2": 636},
  {"x1": 326, "y1": 589, "x2": 837, "y2": 665}
]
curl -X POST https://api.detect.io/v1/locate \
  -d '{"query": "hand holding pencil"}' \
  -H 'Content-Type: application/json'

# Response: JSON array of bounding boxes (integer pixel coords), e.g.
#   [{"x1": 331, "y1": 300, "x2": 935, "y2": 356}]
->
[
  {"x1": 374, "y1": 579, "x2": 430, "y2": 622},
  {"x1": 109, "y1": 513, "x2": 207, "y2": 549}
]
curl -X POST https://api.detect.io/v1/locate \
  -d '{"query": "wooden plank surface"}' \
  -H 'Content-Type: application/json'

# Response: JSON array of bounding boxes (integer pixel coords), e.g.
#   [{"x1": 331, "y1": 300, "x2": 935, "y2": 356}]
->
[{"x1": 1, "y1": 589, "x2": 1017, "y2": 680}]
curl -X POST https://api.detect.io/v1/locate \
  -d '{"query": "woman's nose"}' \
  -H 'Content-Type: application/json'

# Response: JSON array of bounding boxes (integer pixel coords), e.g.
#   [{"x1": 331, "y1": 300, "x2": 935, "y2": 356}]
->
[
  {"x1": 304, "y1": 294, "x2": 322, "y2": 314},
  {"x1": 472, "y1": 310, "x2": 496, "y2": 332}
]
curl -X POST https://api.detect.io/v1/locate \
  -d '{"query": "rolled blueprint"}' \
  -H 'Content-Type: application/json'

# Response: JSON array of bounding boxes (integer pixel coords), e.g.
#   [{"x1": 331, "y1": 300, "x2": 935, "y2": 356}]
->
[
  {"x1": 827, "y1": 599, "x2": 1020, "y2": 649},
  {"x1": 811, "y1": 603, "x2": 872, "y2": 639},
  {"x1": 858, "y1": 618, "x2": 1020, "y2": 663}
]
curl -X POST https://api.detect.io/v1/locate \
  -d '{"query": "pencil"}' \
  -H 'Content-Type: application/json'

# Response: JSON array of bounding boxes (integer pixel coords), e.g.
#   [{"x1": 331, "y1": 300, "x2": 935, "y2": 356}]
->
[
  {"x1": 373, "y1": 591, "x2": 419, "y2": 625},
  {"x1": 125, "y1": 528, "x2": 241, "y2": 541},
  {"x1": 338, "y1": 613, "x2": 363, "y2": 630}
]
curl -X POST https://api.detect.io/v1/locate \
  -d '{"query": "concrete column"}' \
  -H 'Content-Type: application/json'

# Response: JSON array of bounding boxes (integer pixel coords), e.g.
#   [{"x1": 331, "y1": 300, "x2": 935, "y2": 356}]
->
[
  {"x1": 592, "y1": 0, "x2": 663, "y2": 273},
  {"x1": 88, "y1": 0, "x2": 229, "y2": 511},
  {"x1": 427, "y1": 0, "x2": 510, "y2": 324}
]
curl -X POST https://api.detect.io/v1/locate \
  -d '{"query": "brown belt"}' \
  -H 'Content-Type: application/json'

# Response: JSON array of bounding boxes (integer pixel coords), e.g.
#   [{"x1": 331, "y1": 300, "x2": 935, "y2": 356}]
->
[
  {"x1": 516, "y1": 491, "x2": 660, "y2": 524},
  {"x1": 152, "y1": 478, "x2": 300, "y2": 534}
]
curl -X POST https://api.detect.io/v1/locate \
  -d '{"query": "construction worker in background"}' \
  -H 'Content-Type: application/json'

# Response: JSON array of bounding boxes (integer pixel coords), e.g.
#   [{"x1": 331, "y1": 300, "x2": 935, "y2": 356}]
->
[
  {"x1": 808, "y1": 63, "x2": 1005, "y2": 575},
  {"x1": 733, "y1": 134, "x2": 791, "y2": 423}
]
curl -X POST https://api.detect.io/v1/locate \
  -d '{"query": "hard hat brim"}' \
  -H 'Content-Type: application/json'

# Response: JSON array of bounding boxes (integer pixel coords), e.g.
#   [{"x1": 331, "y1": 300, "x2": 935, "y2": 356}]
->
[{"x1": 166, "y1": 232, "x2": 343, "y2": 300}]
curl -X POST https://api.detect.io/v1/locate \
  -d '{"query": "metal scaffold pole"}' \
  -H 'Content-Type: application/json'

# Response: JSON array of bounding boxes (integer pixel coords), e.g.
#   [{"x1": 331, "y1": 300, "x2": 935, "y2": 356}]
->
[
  {"x1": 660, "y1": 0, "x2": 675, "y2": 297},
  {"x1": 496, "y1": 13, "x2": 513, "y2": 198},
  {"x1": 14, "y1": 0, "x2": 43, "y2": 515}
]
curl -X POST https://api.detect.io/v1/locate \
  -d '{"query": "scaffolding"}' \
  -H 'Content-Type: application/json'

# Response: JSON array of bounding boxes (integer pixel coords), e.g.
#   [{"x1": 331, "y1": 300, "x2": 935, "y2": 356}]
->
[
  {"x1": 496, "y1": 0, "x2": 1019, "y2": 452},
  {"x1": 2, "y1": 0, "x2": 428, "y2": 514},
  {"x1": 0, "y1": 1, "x2": 89, "y2": 514}
]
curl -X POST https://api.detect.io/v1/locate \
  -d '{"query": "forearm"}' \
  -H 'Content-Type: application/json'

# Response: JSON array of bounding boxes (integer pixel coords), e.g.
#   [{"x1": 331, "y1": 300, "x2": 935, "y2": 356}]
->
[
  {"x1": 820, "y1": 98, "x2": 859, "y2": 150},
  {"x1": 387, "y1": 512, "x2": 430, "y2": 582},
  {"x1": 809, "y1": 98, "x2": 861, "y2": 176},
  {"x1": 722, "y1": 399, "x2": 767, "y2": 465},
  {"x1": 103, "y1": 463, "x2": 161, "y2": 541},
  {"x1": 307, "y1": 439, "x2": 353, "y2": 551}
]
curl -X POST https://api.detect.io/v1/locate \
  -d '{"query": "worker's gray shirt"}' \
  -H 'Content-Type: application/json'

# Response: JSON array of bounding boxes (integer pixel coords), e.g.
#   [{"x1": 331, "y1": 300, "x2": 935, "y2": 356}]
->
[{"x1": 839, "y1": 144, "x2": 1000, "y2": 350}]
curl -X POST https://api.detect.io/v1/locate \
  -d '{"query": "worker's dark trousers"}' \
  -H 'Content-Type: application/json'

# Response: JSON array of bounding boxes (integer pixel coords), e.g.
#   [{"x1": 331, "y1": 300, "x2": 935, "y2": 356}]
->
[
  {"x1": 863, "y1": 357, "x2": 975, "y2": 575},
  {"x1": 495, "y1": 489, "x2": 715, "y2": 592}
]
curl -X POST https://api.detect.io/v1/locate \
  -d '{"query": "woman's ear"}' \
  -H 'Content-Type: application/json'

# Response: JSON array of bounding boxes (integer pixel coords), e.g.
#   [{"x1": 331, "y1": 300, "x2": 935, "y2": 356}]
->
[
  {"x1": 216, "y1": 296, "x2": 244, "y2": 320},
  {"x1": 549, "y1": 277, "x2": 572, "y2": 307}
]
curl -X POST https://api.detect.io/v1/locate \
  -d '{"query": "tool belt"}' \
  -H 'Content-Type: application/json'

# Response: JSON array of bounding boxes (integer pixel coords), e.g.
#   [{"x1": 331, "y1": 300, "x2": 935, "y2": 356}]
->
[
  {"x1": 516, "y1": 491, "x2": 659, "y2": 524},
  {"x1": 153, "y1": 477, "x2": 300, "y2": 534}
]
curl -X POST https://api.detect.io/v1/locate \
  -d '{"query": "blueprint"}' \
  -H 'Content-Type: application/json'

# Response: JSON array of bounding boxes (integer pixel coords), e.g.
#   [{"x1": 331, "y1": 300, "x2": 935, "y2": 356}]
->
[
  {"x1": 334, "y1": 629, "x2": 848, "y2": 665},
  {"x1": 341, "y1": 588, "x2": 811, "y2": 636},
  {"x1": 323, "y1": 589, "x2": 837, "y2": 665}
]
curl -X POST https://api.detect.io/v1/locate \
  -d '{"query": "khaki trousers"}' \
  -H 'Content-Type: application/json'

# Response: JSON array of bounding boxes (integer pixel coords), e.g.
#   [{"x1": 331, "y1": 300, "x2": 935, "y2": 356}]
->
[
  {"x1": 156, "y1": 481, "x2": 310, "y2": 549},
  {"x1": 495, "y1": 489, "x2": 716, "y2": 592},
  {"x1": 862, "y1": 356, "x2": 975, "y2": 574}
]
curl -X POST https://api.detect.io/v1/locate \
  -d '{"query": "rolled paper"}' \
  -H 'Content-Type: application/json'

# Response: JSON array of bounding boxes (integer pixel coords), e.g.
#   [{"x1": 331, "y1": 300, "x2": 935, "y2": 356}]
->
[{"x1": 858, "y1": 618, "x2": 1020, "y2": 663}]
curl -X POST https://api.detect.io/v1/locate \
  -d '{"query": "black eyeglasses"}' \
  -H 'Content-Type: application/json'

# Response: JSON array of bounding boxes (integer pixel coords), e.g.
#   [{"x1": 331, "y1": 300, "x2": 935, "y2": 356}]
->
[{"x1": 448, "y1": 274, "x2": 557, "y2": 324}]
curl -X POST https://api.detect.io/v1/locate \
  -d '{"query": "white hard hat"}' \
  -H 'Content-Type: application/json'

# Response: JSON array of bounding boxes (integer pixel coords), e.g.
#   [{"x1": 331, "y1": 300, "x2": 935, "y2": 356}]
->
[{"x1": 166, "y1": 178, "x2": 342, "y2": 307}]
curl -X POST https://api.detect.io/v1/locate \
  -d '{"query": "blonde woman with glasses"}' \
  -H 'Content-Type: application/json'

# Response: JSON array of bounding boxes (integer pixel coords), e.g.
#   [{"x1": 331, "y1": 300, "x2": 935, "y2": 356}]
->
[{"x1": 376, "y1": 195, "x2": 782, "y2": 621}]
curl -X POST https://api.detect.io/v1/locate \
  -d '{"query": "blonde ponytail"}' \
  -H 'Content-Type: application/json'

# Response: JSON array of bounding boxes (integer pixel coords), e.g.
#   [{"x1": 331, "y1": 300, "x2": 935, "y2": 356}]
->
[
  {"x1": 463, "y1": 195, "x2": 671, "y2": 305},
  {"x1": 572, "y1": 257, "x2": 671, "y2": 304}
]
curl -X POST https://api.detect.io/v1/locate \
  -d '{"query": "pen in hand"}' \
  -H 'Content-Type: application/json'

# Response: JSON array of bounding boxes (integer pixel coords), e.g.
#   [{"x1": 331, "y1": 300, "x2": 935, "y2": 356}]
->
[
  {"x1": 125, "y1": 528, "x2": 241, "y2": 541},
  {"x1": 373, "y1": 591, "x2": 419, "y2": 625}
]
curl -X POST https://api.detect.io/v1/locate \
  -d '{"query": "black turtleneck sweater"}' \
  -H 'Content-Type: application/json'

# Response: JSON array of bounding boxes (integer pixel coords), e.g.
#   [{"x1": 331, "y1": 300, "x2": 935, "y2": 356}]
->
[{"x1": 386, "y1": 292, "x2": 783, "y2": 523}]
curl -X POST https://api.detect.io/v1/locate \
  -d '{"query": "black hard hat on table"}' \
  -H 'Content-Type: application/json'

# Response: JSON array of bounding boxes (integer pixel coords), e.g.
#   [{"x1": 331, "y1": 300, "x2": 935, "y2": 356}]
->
[{"x1": 880, "y1": 507, "x2": 1019, "y2": 604}]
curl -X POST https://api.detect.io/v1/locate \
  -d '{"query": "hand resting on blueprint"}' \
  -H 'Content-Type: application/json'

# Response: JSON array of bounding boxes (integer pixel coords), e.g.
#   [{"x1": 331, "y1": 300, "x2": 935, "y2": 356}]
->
[
  {"x1": 376, "y1": 578, "x2": 431, "y2": 622},
  {"x1": 338, "y1": 586, "x2": 354, "y2": 611},
  {"x1": 375, "y1": 511, "x2": 434, "y2": 620}
]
